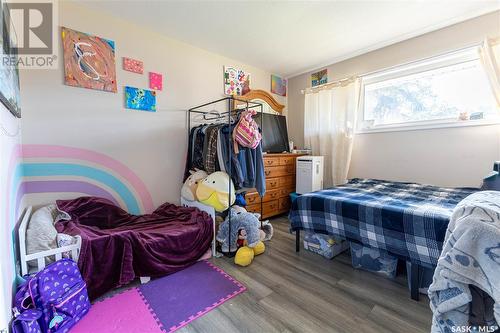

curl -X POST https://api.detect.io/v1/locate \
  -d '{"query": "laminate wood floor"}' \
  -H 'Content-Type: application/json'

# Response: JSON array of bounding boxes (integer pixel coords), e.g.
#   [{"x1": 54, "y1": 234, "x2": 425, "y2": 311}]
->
[{"x1": 179, "y1": 216, "x2": 432, "y2": 333}]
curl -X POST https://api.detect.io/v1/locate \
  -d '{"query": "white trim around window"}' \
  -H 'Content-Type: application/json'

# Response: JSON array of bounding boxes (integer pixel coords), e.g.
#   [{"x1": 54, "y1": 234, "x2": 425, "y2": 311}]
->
[{"x1": 357, "y1": 45, "x2": 500, "y2": 133}]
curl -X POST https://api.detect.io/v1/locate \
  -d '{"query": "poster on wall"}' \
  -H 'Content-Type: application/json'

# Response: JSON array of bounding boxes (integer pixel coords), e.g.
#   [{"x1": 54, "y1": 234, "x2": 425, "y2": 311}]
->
[
  {"x1": 61, "y1": 27, "x2": 117, "y2": 92},
  {"x1": 125, "y1": 86, "x2": 156, "y2": 112},
  {"x1": 123, "y1": 57, "x2": 143, "y2": 74},
  {"x1": 270, "y1": 74, "x2": 286, "y2": 97},
  {"x1": 0, "y1": 1, "x2": 21, "y2": 117},
  {"x1": 149, "y1": 72, "x2": 163, "y2": 90},
  {"x1": 224, "y1": 66, "x2": 250, "y2": 96},
  {"x1": 311, "y1": 69, "x2": 327, "y2": 87}
]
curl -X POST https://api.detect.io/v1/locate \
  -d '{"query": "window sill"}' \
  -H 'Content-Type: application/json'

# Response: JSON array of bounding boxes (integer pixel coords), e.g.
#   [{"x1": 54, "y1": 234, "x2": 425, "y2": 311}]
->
[{"x1": 356, "y1": 118, "x2": 500, "y2": 134}]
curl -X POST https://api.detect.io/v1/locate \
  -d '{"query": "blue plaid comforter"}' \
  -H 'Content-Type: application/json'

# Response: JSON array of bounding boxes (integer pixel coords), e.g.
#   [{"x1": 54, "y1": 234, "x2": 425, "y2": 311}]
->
[{"x1": 289, "y1": 179, "x2": 478, "y2": 267}]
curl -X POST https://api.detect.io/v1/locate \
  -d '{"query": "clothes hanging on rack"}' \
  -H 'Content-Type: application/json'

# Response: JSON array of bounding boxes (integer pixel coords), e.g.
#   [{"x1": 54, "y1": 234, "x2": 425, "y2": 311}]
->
[
  {"x1": 238, "y1": 142, "x2": 265, "y2": 197},
  {"x1": 185, "y1": 120, "x2": 265, "y2": 196},
  {"x1": 219, "y1": 124, "x2": 244, "y2": 187}
]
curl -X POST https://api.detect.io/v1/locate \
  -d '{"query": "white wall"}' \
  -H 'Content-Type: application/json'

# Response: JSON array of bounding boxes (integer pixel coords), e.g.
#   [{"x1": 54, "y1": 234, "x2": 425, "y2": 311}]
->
[
  {"x1": 287, "y1": 11, "x2": 500, "y2": 187},
  {"x1": 0, "y1": 104, "x2": 22, "y2": 332},
  {"x1": 20, "y1": 1, "x2": 285, "y2": 210}
]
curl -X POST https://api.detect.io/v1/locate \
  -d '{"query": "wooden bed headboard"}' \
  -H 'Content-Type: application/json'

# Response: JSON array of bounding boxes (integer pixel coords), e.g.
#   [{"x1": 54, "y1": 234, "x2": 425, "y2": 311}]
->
[{"x1": 233, "y1": 89, "x2": 285, "y2": 114}]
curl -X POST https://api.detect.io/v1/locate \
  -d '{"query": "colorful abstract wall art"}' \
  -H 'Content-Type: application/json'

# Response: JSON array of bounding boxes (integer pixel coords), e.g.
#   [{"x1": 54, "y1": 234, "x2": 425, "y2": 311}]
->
[
  {"x1": 123, "y1": 57, "x2": 144, "y2": 74},
  {"x1": 125, "y1": 86, "x2": 156, "y2": 112},
  {"x1": 224, "y1": 66, "x2": 250, "y2": 96},
  {"x1": 271, "y1": 74, "x2": 287, "y2": 97},
  {"x1": 61, "y1": 27, "x2": 117, "y2": 92},
  {"x1": 311, "y1": 69, "x2": 327, "y2": 87},
  {"x1": 149, "y1": 72, "x2": 163, "y2": 90}
]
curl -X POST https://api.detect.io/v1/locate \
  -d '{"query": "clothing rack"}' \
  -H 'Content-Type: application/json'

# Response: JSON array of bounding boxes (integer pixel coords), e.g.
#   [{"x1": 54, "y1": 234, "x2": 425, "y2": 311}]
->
[{"x1": 188, "y1": 96, "x2": 263, "y2": 257}]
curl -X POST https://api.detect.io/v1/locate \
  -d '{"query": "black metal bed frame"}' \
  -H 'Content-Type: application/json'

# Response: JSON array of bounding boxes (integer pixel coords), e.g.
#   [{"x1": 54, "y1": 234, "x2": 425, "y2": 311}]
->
[
  {"x1": 188, "y1": 96, "x2": 263, "y2": 256},
  {"x1": 295, "y1": 230, "x2": 422, "y2": 301}
]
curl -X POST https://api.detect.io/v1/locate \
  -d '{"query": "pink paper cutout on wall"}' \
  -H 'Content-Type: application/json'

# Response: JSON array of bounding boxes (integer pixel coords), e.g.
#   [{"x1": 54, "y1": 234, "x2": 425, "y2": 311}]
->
[
  {"x1": 149, "y1": 72, "x2": 163, "y2": 91},
  {"x1": 123, "y1": 57, "x2": 143, "y2": 74}
]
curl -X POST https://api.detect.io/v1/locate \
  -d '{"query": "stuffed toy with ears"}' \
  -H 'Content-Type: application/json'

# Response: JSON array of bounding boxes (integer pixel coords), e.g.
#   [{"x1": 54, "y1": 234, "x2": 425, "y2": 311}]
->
[
  {"x1": 181, "y1": 169, "x2": 208, "y2": 201},
  {"x1": 196, "y1": 171, "x2": 235, "y2": 212},
  {"x1": 216, "y1": 207, "x2": 265, "y2": 266}
]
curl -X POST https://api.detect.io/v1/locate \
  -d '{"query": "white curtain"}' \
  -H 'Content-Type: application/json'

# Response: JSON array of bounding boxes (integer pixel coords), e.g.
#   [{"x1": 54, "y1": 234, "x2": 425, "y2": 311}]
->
[
  {"x1": 304, "y1": 79, "x2": 361, "y2": 187},
  {"x1": 479, "y1": 38, "x2": 500, "y2": 107}
]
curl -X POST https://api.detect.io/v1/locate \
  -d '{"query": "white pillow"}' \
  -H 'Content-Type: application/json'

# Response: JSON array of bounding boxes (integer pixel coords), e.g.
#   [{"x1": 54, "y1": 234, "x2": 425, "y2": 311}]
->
[
  {"x1": 56, "y1": 233, "x2": 76, "y2": 248},
  {"x1": 57, "y1": 233, "x2": 76, "y2": 259},
  {"x1": 26, "y1": 204, "x2": 60, "y2": 267}
]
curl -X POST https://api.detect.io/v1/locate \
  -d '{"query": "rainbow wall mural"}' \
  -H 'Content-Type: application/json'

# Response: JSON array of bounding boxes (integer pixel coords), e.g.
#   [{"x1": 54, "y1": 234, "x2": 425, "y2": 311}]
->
[{"x1": 7, "y1": 144, "x2": 154, "y2": 228}]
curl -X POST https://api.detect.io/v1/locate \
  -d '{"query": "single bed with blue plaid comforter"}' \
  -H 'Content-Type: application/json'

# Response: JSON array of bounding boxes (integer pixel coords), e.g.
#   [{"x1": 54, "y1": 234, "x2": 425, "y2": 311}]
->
[{"x1": 289, "y1": 179, "x2": 478, "y2": 268}]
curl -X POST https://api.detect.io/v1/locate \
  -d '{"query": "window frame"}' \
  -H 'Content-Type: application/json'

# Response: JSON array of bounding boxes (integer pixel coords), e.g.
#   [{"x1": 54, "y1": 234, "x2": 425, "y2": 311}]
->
[{"x1": 357, "y1": 47, "x2": 500, "y2": 134}]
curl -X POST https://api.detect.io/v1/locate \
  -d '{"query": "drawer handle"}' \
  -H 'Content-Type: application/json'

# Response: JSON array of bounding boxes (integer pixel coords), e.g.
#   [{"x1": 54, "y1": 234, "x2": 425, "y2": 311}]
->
[
  {"x1": 265, "y1": 171, "x2": 271, "y2": 176},
  {"x1": 248, "y1": 197, "x2": 255, "y2": 203}
]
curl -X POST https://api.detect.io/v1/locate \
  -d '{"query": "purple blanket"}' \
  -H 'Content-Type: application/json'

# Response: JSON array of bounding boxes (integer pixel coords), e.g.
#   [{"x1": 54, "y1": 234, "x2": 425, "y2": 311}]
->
[{"x1": 55, "y1": 197, "x2": 213, "y2": 300}]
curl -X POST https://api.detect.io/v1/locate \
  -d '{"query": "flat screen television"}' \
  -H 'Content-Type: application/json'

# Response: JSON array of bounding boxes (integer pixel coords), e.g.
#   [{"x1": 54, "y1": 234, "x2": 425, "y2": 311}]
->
[{"x1": 254, "y1": 113, "x2": 290, "y2": 153}]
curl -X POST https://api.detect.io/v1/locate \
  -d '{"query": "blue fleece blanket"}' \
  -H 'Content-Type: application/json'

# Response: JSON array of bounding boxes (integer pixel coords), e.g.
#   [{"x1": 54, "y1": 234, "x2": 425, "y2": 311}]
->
[{"x1": 289, "y1": 179, "x2": 477, "y2": 267}]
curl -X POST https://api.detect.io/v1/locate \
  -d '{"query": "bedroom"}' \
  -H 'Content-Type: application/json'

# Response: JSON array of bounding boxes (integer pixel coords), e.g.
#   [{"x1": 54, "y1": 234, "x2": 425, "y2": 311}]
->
[{"x1": 0, "y1": 1, "x2": 499, "y2": 332}]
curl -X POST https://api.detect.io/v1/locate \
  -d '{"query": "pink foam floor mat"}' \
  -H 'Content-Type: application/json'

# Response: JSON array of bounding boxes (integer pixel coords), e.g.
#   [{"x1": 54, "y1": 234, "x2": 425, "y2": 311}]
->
[{"x1": 71, "y1": 261, "x2": 246, "y2": 333}]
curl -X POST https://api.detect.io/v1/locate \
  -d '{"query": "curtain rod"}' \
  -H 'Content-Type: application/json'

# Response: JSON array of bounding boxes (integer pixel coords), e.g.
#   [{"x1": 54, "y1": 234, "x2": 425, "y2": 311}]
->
[{"x1": 301, "y1": 38, "x2": 499, "y2": 95}]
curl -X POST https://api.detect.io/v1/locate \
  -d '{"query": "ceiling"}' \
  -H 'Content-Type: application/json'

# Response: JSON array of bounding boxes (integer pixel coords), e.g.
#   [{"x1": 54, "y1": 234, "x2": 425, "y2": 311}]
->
[{"x1": 76, "y1": 1, "x2": 500, "y2": 78}]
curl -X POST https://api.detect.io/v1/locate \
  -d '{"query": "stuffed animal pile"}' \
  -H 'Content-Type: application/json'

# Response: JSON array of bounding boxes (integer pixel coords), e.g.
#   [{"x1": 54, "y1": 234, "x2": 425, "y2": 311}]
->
[
  {"x1": 182, "y1": 170, "x2": 272, "y2": 266},
  {"x1": 216, "y1": 207, "x2": 266, "y2": 266}
]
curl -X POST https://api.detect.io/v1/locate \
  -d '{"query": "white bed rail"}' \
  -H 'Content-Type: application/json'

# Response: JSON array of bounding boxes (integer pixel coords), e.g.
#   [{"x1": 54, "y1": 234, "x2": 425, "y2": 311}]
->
[
  {"x1": 180, "y1": 198, "x2": 219, "y2": 257},
  {"x1": 18, "y1": 206, "x2": 82, "y2": 276}
]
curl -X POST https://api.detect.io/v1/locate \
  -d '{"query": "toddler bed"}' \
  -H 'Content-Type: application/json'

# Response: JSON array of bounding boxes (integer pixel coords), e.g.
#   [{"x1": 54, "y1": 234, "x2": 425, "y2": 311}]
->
[
  {"x1": 289, "y1": 178, "x2": 478, "y2": 300},
  {"x1": 20, "y1": 197, "x2": 214, "y2": 300},
  {"x1": 19, "y1": 206, "x2": 82, "y2": 276}
]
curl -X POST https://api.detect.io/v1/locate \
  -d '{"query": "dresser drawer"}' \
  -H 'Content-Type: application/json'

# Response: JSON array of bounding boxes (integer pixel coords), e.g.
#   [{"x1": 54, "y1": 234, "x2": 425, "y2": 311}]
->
[
  {"x1": 263, "y1": 157, "x2": 280, "y2": 167},
  {"x1": 278, "y1": 197, "x2": 291, "y2": 212},
  {"x1": 279, "y1": 156, "x2": 295, "y2": 166},
  {"x1": 245, "y1": 191, "x2": 261, "y2": 205},
  {"x1": 246, "y1": 200, "x2": 280, "y2": 217},
  {"x1": 278, "y1": 186, "x2": 295, "y2": 198},
  {"x1": 262, "y1": 189, "x2": 280, "y2": 202},
  {"x1": 266, "y1": 178, "x2": 279, "y2": 190},
  {"x1": 264, "y1": 165, "x2": 295, "y2": 178},
  {"x1": 262, "y1": 200, "x2": 279, "y2": 216},
  {"x1": 279, "y1": 175, "x2": 295, "y2": 187},
  {"x1": 246, "y1": 203, "x2": 261, "y2": 214}
]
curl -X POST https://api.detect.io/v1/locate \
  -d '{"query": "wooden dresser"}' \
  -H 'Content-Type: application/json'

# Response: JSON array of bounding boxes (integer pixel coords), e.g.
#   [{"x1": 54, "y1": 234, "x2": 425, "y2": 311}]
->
[{"x1": 245, "y1": 153, "x2": 304, "y2": 219}]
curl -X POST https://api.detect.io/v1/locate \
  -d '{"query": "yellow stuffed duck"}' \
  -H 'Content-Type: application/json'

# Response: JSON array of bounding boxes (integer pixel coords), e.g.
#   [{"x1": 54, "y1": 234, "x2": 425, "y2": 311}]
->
[
  {"x1": 196, "y1": 171, "x2": 235, "y2": 212},
  {"x1": 216, "y1": 207, "x2": 265, "y2": 266},
  {"x1": 181, "y1": 169, "x2": 208, "y2": 201}
]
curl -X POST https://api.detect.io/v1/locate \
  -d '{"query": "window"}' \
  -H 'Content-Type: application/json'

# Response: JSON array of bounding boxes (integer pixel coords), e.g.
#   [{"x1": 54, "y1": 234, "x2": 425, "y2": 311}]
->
[{"x1": 360, "y1": 47, "x2": 498, "y2": 132}]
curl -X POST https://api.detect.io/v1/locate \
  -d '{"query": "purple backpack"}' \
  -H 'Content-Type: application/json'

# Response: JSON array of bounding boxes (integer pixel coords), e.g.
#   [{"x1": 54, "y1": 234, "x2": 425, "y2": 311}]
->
[{"x1": 13, "y1": 258, "x2": 90, "y2": 333}]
